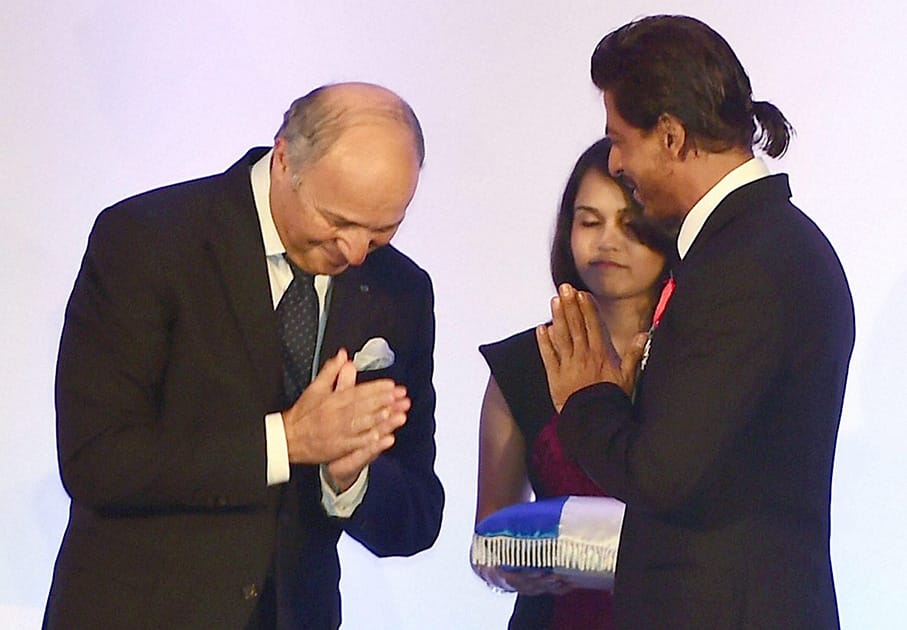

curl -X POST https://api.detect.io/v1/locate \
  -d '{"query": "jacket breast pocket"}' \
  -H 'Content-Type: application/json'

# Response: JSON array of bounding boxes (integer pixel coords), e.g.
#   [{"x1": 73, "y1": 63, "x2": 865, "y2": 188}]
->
[{"x1": 355, "y1": 365, "x2": 401, "y2": 384}]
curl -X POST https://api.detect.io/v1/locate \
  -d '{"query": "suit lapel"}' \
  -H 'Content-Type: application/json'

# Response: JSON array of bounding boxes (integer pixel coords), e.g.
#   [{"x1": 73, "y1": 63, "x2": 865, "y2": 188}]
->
[
  {"x1": 640, "y1": 175, "x2": 792, "y2": 395},
  {"x1": 320, "y1": 265, "x2": 375, "y2": 366},
  {"x1": 684, "y1": 174, "x2": 791, "y2": 264},
  {"x1": 205, "y1": 150, "x2": 283, "y2": 403}
]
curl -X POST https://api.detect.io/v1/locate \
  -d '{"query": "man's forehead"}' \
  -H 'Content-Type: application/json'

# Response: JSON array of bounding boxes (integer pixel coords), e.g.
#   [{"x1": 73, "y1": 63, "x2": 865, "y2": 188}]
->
[
  {"x1": 602, "y1": 92, "x2": 630, "y2": 130},
  {"x1": 315, "y1": 203, "x2": 405, "y2": 231}
]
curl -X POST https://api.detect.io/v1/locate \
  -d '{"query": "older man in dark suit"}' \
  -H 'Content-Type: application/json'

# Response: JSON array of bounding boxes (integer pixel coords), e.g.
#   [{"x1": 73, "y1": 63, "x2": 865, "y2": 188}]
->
[
  {"x1": 44, "y1": 82, "x2": 444, "y2": 629},
  {"x1": 537, "y1": 16, "x2": 853, "y2": 630}
]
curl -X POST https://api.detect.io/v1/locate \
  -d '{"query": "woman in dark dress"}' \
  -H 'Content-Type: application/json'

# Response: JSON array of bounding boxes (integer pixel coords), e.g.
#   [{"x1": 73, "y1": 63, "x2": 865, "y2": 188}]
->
[{"x1": 474, "y1": 138, "x2": 674, "y2": 629}]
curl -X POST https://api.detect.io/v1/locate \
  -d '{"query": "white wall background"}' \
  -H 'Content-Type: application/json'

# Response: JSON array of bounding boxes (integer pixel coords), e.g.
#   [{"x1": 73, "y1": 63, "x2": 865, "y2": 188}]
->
[{"x1": 2, "y1": 1, "x2": 904, "y2": 628}]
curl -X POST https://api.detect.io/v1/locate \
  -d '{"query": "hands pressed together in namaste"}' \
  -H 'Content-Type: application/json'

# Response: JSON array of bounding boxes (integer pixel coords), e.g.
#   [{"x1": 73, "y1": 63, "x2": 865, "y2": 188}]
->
[
  {"x1": 536, "y1": 284, "x2": 648, "y2": 412},
  {"x1": 281, "y1": 349, "x2": 409, "y2": 492}
]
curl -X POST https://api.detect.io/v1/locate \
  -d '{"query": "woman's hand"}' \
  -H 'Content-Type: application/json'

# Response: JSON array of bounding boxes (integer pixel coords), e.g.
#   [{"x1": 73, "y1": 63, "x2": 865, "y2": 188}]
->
[{"x1": 474, "y1": 565, "x2": 574, "y2": 596}]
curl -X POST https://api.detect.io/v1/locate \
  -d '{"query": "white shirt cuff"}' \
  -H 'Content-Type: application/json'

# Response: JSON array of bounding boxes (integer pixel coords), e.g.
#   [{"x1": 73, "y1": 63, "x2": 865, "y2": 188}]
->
[
  {"x1": 265, "y1": 412, "x2": 291, "y2": 486},
  {"x1": 320, "y1": 465, "x2": 369, "y2": 517}
]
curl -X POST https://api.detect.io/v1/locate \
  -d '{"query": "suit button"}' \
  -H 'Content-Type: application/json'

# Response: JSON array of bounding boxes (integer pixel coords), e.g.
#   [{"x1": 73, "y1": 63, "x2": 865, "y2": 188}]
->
[{"x1": 242, "y1": 583, "x2": 259, "y2": 600}]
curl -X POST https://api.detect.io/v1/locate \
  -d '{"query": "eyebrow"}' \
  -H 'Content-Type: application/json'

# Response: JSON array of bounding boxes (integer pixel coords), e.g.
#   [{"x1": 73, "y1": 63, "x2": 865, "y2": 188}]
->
[
  {"x1": 574, "y1": 205, "x2": 633, "y2": 217},
  {"x1": 317, "y1": 206, "x2": 404, "y2": 232}
]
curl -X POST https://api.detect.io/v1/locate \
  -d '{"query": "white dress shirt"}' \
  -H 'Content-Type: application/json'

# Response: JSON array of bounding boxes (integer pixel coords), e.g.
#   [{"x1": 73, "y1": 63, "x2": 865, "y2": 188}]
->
[
  {"x1": 676, "y1": 157, "x2": 771, "y2": 260},
  {"x1": 251, "y1": 150, "x2": 367, "y2": 517}
]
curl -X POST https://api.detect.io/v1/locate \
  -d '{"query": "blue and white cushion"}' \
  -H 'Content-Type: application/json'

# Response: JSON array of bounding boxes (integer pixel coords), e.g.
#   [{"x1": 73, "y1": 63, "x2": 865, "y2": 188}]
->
[{"x1": 471, "y1": 496, "x2": 625, "y2": 590}]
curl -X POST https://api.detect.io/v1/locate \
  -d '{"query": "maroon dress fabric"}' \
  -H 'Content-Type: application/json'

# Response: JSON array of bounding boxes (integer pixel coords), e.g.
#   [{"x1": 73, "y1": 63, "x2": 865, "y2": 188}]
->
[
  {"x1": 531, "y1": 415, "x2": 614, "y2": 630},
  {"x1": 481, "y1": 329, "x2": 615, "y2": 630}
]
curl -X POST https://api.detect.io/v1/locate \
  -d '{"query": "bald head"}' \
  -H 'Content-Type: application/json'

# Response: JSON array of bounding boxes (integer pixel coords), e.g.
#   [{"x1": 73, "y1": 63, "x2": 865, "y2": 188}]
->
[
  {"x1": 268, "y1": 83, "x2": 423, "y2": 275},
  {"x1": 275, "y1": 82, "x2": 424, "y2": 174}
]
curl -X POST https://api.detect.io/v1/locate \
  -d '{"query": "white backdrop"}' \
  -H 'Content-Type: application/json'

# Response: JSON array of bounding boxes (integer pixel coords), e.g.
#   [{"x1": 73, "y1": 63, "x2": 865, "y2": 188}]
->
[{"x1": 2, "y1": 1, "x2": 905, "y2": 628}]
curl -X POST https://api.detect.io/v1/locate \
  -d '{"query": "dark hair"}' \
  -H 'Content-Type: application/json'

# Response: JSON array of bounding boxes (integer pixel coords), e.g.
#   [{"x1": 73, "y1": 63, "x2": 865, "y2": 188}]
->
[
  {"x1": 591, "y1": 15, "x2": 793, "y2": 158},
  {"x1": 550, "y1": 137, "x2": 675, "y2": 290}
]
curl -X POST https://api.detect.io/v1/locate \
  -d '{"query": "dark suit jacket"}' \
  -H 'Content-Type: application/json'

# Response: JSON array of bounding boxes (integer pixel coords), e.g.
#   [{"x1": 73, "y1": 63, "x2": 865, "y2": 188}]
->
[
  {"x1": 558, "y1": 175, "x2": 853, "y2": 629},
  {"x1": 44, "y1": 149, "x2": 444, "y2": 629}
]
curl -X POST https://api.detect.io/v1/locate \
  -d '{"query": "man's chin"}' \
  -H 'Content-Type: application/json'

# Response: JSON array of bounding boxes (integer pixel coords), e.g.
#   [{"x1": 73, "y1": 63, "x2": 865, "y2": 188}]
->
[
  {"x1": 313, "y1": 262, "x2": 347, "y2": 276},
  {"x1": 292, "y1": 252, "x2": 348, "y2": 276},
  {"x1": 643, "y1": 205, "x2": 682, "y2": 238},
  {"x1": 318, "y1": 256, "x2": 350, "y2": 276}
]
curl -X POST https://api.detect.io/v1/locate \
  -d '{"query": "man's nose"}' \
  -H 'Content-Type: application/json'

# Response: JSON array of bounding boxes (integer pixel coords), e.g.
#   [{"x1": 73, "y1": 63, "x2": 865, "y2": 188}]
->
[
  {"x1": 608, "y1": 148, "x2": 622, "y2": 177},
  {"x1": 337, "y1": 229, "x2": 370, "y2": 266}
]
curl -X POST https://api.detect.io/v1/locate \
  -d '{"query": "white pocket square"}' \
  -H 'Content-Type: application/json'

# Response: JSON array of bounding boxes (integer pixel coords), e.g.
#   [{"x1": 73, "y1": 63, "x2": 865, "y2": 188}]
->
[{"x1": 352, "y1": 337, "x2": 395, "y2": 371}]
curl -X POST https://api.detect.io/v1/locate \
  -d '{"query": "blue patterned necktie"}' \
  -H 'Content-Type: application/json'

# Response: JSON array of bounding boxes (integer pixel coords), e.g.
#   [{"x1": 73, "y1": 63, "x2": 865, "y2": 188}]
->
[
  {"x1": 269, "y1": 256, "x2": 321, "y2": 627},
  {"x1": 276, "y1": 255, "x2": 319, "y2": 404}
]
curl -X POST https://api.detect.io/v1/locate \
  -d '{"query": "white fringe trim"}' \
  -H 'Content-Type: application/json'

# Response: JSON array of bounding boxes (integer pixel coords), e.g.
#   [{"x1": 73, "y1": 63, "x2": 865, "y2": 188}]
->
[{"x1": 470, "y1": 534, "x2": 618, "y2": 575}]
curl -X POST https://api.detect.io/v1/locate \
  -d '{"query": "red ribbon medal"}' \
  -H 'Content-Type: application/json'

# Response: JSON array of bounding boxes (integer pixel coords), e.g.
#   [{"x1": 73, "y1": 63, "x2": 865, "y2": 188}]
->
[
  {"x1": 641, "y1": 276, "x2": 675, "y2": 373},
  {"x1": 652, "y1": 276, "x2": 675, "y2": 329}
]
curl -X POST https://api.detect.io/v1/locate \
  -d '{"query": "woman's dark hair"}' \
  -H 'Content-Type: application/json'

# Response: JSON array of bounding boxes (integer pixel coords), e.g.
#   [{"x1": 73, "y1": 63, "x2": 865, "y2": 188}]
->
[
  {"x1": 550, "y1": 137, "x2": 675, "y2": 291},
  {"x1": 591, "y1": 15, "x2": 793, "y2": 157}
]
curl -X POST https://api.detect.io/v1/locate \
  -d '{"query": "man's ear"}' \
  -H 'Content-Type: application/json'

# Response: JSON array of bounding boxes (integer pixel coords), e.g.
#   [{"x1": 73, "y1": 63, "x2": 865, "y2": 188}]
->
[
  {"x1": 657, "y1": 113, "x2": 689, "y2": 159},
  {"x1": 272, "y1": 137, "x2": 290, "y2": 173}
]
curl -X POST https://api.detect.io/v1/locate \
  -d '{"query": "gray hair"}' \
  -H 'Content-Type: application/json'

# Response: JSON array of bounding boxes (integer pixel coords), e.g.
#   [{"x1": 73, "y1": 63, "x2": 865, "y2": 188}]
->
[{"x1": 274, "y1": 85, "x2": 425, "y2": 173}]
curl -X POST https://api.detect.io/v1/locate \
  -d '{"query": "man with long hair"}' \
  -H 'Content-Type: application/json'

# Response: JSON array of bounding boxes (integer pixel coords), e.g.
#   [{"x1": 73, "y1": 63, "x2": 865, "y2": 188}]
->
[{"x1": 538, "y1": 16, "x2": 853, "y2": 629}]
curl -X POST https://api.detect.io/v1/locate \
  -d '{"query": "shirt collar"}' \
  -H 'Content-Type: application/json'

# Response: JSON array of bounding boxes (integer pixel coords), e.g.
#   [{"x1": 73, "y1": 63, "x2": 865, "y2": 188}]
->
[
  {"x1": 676, "y1": 157, "x2": 770, "y2": 259},
  {"x1": 250, "y1": 148, "x2": 285, "y2": 257}
]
